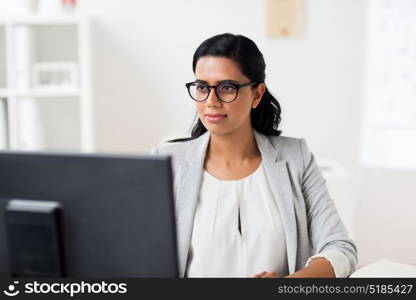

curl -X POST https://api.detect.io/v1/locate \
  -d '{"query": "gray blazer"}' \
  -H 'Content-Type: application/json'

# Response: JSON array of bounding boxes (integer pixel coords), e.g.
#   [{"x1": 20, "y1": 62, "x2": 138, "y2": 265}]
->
[{"x1": 150, "y1": 129, "x2": 358, "y2": 277}]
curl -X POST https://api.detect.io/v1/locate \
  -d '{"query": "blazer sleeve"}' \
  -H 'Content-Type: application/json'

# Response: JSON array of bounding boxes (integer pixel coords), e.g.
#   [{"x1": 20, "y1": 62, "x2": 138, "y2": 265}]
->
[{"x1": 299, "y1": 138, "x2": 358, "y2": 276}]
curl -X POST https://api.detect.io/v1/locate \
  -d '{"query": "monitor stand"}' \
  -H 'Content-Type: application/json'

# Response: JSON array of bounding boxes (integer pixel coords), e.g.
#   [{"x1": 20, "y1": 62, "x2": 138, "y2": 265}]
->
[{"x1": 5, "y1": 199, "x2": 65, "y2": 277}]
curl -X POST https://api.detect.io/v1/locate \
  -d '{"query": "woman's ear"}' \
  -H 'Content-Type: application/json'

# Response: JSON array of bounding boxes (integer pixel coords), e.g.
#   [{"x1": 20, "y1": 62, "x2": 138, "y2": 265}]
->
[{"x1": 252, "y1": 83, "x2": 266, "y2": 109}]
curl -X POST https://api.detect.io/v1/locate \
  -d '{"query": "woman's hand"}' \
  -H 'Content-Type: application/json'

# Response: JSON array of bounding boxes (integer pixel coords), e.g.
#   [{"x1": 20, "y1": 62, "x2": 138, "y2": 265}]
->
[{"x1": 253, "y1": 271, "x2": 281, "y2": 278}]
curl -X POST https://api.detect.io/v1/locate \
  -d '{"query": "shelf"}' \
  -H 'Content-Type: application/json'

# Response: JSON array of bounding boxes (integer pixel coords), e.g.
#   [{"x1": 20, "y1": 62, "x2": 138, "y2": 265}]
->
[
  {"x1": 1, "y1": 14, "x2": 93, "y2": 152},
  {"x1": 16, "y1": 88, "x2": 81, "y2": 98}
]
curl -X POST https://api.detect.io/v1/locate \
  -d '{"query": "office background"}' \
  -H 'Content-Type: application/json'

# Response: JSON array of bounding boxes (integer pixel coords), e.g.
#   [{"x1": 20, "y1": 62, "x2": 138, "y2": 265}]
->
[{"x1": 0, "y1": 0, "x2": 414, "y2": 270}]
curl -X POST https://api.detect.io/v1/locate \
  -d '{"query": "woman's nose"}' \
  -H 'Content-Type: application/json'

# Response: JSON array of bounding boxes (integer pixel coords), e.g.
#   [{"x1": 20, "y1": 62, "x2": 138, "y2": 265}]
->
[{"x1": 206, "y1": 87, "x2": 222, "y2": 106}]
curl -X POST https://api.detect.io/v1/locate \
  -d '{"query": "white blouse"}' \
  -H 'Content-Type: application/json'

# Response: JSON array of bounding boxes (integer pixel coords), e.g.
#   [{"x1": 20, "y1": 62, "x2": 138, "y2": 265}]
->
[
  {"x1": 185, "y1": 161, "x2": 289, "y2": 277},
  {"x1": 185, "y1": 160, "x2": 350, "y2": 278}
]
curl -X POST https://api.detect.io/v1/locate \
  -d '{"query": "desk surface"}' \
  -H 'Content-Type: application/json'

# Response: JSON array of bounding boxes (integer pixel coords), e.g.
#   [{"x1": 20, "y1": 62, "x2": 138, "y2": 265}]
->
[{"x1": 351, "y1": 259, "x2": 416, "y2": 277}]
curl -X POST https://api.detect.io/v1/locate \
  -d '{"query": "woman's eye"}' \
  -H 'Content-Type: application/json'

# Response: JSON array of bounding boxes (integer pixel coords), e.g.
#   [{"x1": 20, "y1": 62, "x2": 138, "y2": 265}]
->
[
  {"x1": 219, "y1": 84, "x2": 236, "y2": 91},
  {"x1": 196, "y1": 84, "x2": 208, "y2": 91}
]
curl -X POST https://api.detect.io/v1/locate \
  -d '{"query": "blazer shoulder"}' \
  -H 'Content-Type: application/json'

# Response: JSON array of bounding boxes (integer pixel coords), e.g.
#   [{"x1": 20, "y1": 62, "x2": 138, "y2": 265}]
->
[
  {"x1": 268, "y1": 135, "x2": 305, "y2": 153},
  {"x1": 150, "y1": 139, "x2": 195, "y2": 160},
  {"x1": 269, "y1": 135, "x2": 301, "y2": 146},
  {"x1": 267, "y1": 135, "x2": 310, "y2": 167}
]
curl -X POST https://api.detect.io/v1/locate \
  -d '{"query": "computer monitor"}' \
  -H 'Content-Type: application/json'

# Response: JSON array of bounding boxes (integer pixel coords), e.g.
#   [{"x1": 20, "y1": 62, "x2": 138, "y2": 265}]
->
[{"x1": 0, "y1": 150, "x2": 178, "y2": 277}]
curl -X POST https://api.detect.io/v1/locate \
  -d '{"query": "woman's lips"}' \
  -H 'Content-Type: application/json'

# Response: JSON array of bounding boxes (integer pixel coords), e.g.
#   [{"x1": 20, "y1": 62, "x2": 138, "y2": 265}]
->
[{"x1": 205, "y1": 114, "x2": 227, "y2": 123}]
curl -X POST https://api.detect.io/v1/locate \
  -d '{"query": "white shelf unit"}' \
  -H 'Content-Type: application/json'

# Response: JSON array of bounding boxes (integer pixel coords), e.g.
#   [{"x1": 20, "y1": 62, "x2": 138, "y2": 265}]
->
[{"x1": 0, "y1": 15, "x2": 93, "y2": 152}]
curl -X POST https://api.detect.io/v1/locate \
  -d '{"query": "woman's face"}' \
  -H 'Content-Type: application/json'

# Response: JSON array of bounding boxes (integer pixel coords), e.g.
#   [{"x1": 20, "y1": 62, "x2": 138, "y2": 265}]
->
[{"x1": 194, "y1": 56, "x2": 265, "y2": 136}]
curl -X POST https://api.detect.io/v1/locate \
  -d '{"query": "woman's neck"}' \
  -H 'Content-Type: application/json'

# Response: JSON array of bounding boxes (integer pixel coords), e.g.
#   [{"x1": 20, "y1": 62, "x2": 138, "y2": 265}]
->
[{"x1": 206, "y1": 127, "x2": 261, "y2": 164}]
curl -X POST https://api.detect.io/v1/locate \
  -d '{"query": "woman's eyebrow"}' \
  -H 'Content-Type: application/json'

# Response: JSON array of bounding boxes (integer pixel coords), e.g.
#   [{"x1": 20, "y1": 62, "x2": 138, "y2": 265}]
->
[{"x1": 195, "y1": 79, "x2": 239, "y2": 84}]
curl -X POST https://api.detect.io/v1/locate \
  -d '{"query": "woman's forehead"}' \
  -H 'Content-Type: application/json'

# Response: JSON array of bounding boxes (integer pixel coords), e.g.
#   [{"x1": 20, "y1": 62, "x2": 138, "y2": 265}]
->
[{"x1": 195, "y1": 56, "x2": 247, "y2": 82}]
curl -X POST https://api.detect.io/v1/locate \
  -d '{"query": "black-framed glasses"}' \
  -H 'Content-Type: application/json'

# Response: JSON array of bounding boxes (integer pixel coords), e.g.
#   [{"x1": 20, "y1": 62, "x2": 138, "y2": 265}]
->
[{"x1": 185, "y1": 81, "x2": 258, "y2": 103}]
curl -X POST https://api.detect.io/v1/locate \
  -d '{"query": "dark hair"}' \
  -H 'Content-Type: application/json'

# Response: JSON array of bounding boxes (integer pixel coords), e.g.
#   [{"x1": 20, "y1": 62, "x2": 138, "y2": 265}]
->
[{"x1": 167, "y1": 33, "x2": 282, "y2": 143}]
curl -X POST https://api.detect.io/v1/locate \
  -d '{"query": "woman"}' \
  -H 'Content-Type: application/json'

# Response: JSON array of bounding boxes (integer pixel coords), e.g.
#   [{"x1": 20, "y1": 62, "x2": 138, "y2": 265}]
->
[{"x1": 151, "y1": 33, "x2": 357, "y2": 278}]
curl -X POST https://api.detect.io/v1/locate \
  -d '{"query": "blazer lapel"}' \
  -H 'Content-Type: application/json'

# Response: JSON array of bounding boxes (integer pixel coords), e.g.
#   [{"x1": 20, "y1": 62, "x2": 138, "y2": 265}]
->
[
  {"x1": 253, "y1": 130, "x2": 298, "y2": 274},
  {"x1": 175, "y1": 129, "x2": 298, "y2": 277},
  {"x1": 174, "y1": 131, "x2": 210, "y2": 277}
]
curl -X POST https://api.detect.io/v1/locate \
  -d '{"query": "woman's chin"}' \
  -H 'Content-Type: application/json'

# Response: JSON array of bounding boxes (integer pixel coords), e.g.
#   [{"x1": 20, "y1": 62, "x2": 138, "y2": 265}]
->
[{"x1": 205, "y1": 126, "x2": 234, "y2": 136}]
